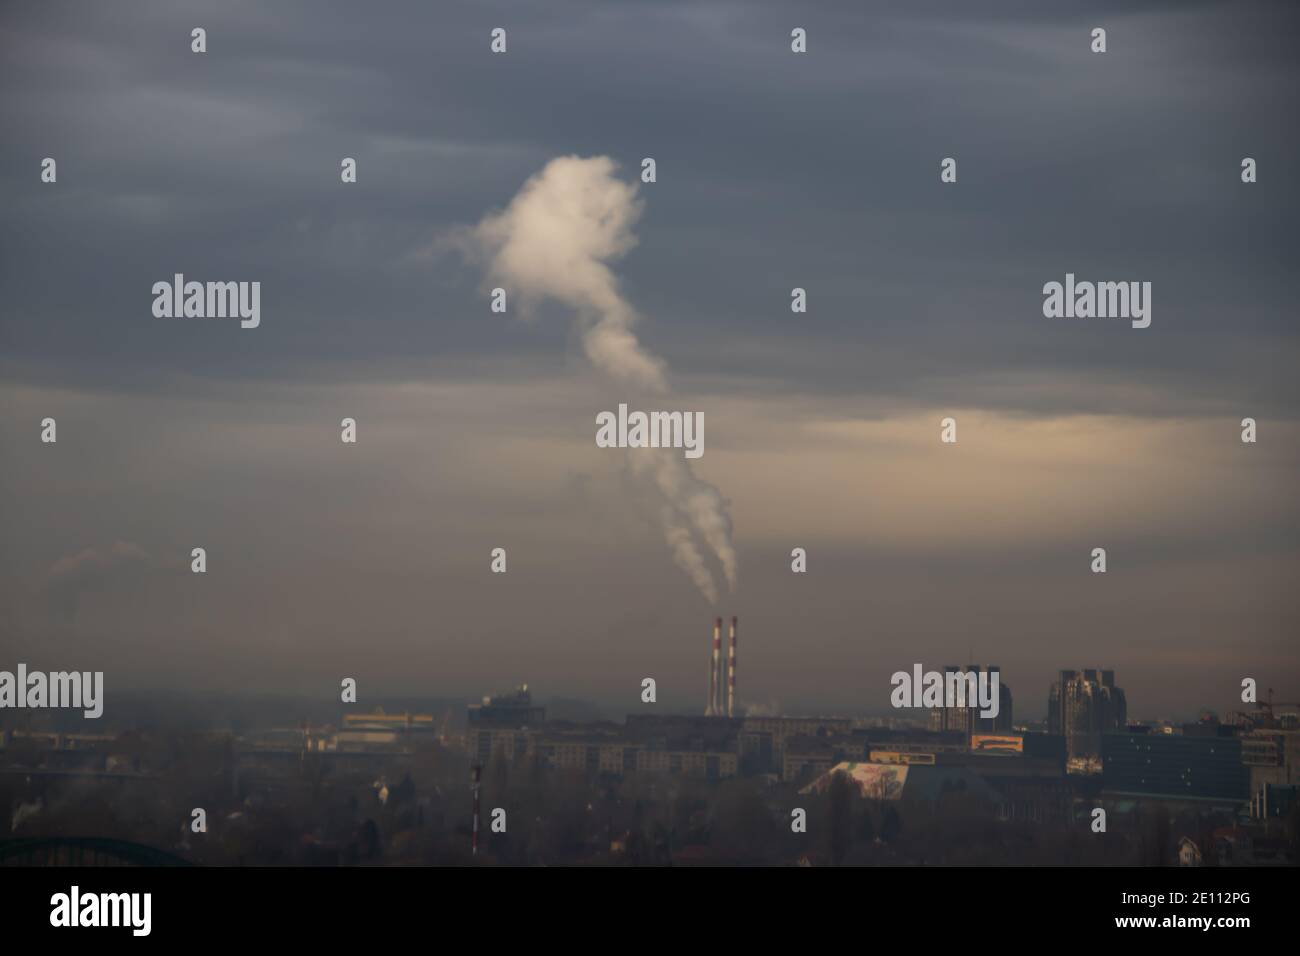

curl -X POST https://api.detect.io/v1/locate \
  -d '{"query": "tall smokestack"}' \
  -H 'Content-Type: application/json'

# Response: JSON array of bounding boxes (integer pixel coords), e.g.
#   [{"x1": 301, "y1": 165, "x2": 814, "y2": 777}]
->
[
  {"x1": 708, "y1": 617, "x2": 722, "y2": 715},
  {"x1": 727, "y1": 616, "x2": 738, "y2": 718}
]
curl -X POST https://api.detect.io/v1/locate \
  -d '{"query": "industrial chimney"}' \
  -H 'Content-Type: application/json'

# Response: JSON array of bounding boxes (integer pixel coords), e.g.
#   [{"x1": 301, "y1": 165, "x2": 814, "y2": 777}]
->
[
  {"x1": 727, "y1": 616, "x2": 738, "y2": 718},
  {"x1": 707, "y1": 616, "x2": 722, "y2": 716}
]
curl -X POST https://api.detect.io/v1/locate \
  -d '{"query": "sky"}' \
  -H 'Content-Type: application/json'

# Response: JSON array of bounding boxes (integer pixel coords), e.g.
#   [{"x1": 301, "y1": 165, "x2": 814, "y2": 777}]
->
[{"x1": 1, "y1": 0, "x2": 1297, "y2": 721}]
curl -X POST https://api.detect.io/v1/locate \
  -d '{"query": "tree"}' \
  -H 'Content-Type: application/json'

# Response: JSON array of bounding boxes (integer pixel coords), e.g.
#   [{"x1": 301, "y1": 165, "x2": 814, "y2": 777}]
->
[
  {"x1": 880, "y1": 804, "x2": 902, "y2": 844},
  {"x1": 1141, "y1": 803, "x2": 1171, "y2": 866},
  {"x1": 827, "y1": 771, "x2": 855, "y2": 865},
  {"x1": 857, "y1": 805, "x2": 875, "y2": 844}
]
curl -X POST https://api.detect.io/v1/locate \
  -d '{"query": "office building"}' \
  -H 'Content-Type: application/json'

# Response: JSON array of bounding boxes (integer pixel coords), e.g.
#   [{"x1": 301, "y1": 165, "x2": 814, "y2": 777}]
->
[{"x1": 1049, "y1": 669, "x2": 1127, "y2": 759}]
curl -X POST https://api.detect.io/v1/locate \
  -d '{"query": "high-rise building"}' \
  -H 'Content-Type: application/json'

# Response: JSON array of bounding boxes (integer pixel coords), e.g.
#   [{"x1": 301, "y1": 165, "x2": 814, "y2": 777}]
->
[
  {"x1": 927, "y1": 664, "x2": 1013, "y2": 734},
  {"x1": 1048, "y1": 669, "x2": 1127, "y2": 759}
]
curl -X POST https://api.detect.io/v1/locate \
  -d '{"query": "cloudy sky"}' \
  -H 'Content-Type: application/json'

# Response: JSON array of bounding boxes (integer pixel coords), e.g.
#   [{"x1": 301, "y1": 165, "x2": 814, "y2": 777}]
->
[{"x1": 2, "y1": 0, "x2": 1297, "y2": 720}]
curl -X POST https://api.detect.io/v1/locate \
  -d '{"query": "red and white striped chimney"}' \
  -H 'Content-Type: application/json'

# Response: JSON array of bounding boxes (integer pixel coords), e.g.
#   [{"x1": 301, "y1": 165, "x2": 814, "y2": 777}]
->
[
  {"x1": 708, "y1": 616, "x2": 722, "y2": 715},
  {"x1": 727, "y1": 616, "x2": 738, "y2": 718}
]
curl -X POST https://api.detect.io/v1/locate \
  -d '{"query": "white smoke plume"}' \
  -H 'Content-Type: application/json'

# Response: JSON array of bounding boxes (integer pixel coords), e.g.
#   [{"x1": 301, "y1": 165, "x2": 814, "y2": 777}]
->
[
  {"x1": 470, "y1": 155, "x2": 737, "y2": 602},
  {"x1": 472, "y1": 155, "x2": 666, "y2": 391},
  {"x1": 635, "y1": 453, "x2": 736, "y2": 593},
  {"x1": 660, "y1": 504, "x2": 718, "y2": 605}
]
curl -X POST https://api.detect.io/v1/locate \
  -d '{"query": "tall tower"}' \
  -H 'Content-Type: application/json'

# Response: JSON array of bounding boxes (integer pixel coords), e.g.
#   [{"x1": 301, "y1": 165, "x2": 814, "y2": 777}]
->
[
  {"x1": 707, "y1": 617, "x2": 722, "y2": 715},
  {"x1": 727, "y1": 616, "x2": 738, "y2": 718}
]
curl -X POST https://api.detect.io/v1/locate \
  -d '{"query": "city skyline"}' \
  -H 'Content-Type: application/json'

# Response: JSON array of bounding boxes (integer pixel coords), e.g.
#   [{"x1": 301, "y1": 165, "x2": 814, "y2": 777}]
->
[{"x1": 0, "y1": 655, "x2": 1271, "y2": 729}]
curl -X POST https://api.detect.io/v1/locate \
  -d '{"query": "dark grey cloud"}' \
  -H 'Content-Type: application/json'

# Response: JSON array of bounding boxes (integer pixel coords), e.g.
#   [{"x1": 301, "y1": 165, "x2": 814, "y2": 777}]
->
[{"x1": 1, "y1": 0, "x2": 1296, "y2": 415}]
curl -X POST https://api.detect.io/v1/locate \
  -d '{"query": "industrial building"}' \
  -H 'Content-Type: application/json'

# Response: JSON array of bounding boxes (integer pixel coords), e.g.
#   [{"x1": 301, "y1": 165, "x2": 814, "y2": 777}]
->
[
  {"x1": 1241, "y1": 728, "x2": 1300, "y2": 793},
  {"x1": 336, "y1": 709, "x2": 443, "y2": 750}
]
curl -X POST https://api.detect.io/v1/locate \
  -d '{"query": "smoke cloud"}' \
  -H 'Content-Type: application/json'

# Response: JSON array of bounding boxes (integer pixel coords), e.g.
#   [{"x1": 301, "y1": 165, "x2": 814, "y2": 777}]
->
[
  {"x1": 660, "y1": 504, "x2": 718, "y2": 605},
  {"x1": 472, "y1": 155, "x2": 666, "y2": 391},
  {"x1": 44, "y1": 540, "x2": 154, "y2": 623},
  {"x1": 470, "y1": 155, "x2": 737, "y2": 602}
]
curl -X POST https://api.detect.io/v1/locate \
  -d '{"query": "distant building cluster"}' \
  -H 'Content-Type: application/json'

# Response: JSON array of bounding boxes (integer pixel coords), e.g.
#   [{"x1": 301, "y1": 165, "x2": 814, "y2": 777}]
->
[
  {"x1": 3, "y1": 650, "x2": 1297, "y2": 866},
  {"x1": 469, "y1": 686, "x2": 743, "y2": 780},
  {"x1": 461, "y1": 683, "x2": 1076, "y2": 824},
  {"x1": 927, "y1": 664, "x2": 1014, "y2": 734},
  {"x1": 454, "y1": 658, "x2": 1298, "y2": 858}
]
